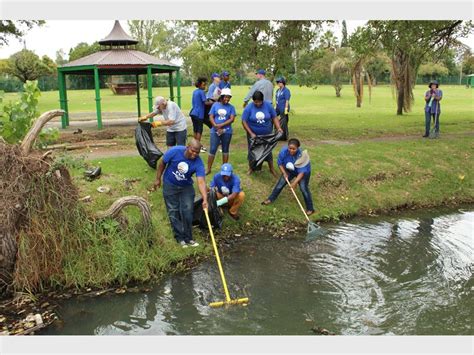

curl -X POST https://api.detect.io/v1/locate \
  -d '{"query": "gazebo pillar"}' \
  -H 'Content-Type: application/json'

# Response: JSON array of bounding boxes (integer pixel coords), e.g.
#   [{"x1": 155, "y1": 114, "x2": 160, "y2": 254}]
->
[
  {"x1": 93, "y1": 67, "x2": 103, "y2": 129},
  {"x1": 58, "y1": 70, "x2": 69, "y2": 128},
  {"x1": 146, "y1": 65, "x2": 153, "y2": 119},
  {"x1": 176, "y1": 69, "x2": 181, "y2": 107},
  {"x1": 168, "y1": 72, "x2": 174, "y2": 101},
  {"x1": 136, "y1": 74, "x2": 141, "y2": 117}
]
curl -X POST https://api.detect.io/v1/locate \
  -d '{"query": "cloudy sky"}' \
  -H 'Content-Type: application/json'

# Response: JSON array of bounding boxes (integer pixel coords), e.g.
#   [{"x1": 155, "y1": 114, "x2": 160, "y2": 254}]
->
[{"x1": 0, "y1": 20, "x2": 368, "y2": 61}]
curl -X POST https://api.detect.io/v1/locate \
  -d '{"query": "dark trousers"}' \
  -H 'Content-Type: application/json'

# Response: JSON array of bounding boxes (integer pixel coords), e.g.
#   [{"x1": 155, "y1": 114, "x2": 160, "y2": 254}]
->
[
  {"x1": 425, "y1": 111, "x2": 440, "y2": 135},
  {"x1": 268, "y1": 172, "x2": 314, "y2": 212},
  {"x1": 163, "y1": 183, "x2": 195, "y2": 243}
]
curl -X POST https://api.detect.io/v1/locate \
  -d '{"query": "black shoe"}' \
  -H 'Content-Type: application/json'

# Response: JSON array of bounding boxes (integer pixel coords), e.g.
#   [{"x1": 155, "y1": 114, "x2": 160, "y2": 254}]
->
[{"x1": 422, "y1": 135, "x2": 429, "y2": 138}]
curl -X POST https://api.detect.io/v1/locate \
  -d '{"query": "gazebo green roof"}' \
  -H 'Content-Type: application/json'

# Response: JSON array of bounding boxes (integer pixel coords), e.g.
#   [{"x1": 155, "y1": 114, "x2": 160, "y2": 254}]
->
[{"x1": 57, "y1": 20, "x2": 182, "y2": 129}]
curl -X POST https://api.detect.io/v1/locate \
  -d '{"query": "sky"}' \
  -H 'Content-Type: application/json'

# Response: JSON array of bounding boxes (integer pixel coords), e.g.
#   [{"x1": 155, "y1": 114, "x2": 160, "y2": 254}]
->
[
  {"x1": 0, "y1": 20, "x2": 369, "y2": 61},
  {"x1": 0, "y1": 20, "x2": 472, "y2": 62}
]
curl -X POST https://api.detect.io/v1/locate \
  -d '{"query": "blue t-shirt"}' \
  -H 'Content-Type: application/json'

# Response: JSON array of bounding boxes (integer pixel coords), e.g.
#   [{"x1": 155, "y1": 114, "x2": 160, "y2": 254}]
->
[
  {"x1": 210, "y1": 173, "x2": 242, "y2": 195},
  {"x1": 209, "y1": 102, "x2": 236, "y2": 134},
  {"x1": 275, "y1": 87, "x2": 291, "y2": 115},
  {"x1": 241, "y1": 101, "x2": 277, "y2": 136},
  {"x1": 424, "y1": 89, "x2": 442, "y2": 114},
  {"x1": 277, "y1": 146, "x2": 311, "y2": 175},
  {"x1": 219, "y1": 81, "x2": 231, "y2": 89},
  {"x1": 162, "y1": 146, "x2": 205, "y2": 186},
  {"x1": 190, "y1": 88, "x2": 207, "y2": 119}
]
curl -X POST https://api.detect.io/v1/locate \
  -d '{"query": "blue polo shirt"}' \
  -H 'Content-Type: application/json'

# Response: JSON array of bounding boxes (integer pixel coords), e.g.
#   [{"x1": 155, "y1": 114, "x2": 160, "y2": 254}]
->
[
  {"x1": 190, "y1": 88, "x2": 207, "y2": 119},
  {"x1": 241, "y1": 101, "x2": 277, "y2": 136},
  {"x1": 210, "y1": 173, "x2": 242, "y2": 195},
  {"x1": 163, "y1": 146, "x2": 205, "y2": 186},
  {"x1": 219, "y1": 81, "x2": 231, "y2": 89},
  {"x1": 209, "y1": 102, "x2": 236, "y2": 134},
  {"x1": 277, "y1": 146, "x2": 311, "y2": 175},
  {"x1": 275, "y1": 86, "x2": 291, "y2": 115}
]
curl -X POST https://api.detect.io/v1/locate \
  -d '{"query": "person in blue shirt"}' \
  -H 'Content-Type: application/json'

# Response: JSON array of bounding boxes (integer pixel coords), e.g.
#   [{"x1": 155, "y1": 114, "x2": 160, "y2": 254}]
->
[
  {"x1": 207, "y1": 73, "x2": 221, "y2": 100},
  {"x1": 219, "y1": 71, "x2": 231, "y2": 90},
  {"x1": 261, "y1": 138, "x2": 315, "y2": 216},
  {"x1": 423, "y1": 80, "x2": 443, "y2": 138},
  {"x1": 241, "y1": 90, "x2": 283, "y2": 177},
  {"x1": 189, "y1": 77, "x2": 213, "y2": 150},
  {"x1": 154, "y1": 139, "x2": 208, "y2": 247},
  {"x1": 275, "y1": 77, "x2": 291, "y2": 141},
  {"x1": 210, "y1": 163, "x2": 245, "y2": 220},
  {"x1": 206, "y1": 88, "x2": 236, "y2": 175}
]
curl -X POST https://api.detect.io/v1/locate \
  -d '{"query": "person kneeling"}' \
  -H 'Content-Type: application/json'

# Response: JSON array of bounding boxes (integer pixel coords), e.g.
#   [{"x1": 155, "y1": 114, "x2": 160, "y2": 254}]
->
[
  {"x1": 262, "y1": 138, "x2": 314, "y2": 216},
  {"x1": 210, "y1": 163, "x2": 245, "y2": 220}
]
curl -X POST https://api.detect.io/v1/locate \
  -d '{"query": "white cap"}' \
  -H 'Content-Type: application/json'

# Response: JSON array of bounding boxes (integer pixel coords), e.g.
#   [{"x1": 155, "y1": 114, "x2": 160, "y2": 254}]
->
[
  {"x1": 154, "y1": 96, "x2": 166, "y2": 109},
  {"x1": 220, "y1": 88, "x2": 232, "y2": 97}
]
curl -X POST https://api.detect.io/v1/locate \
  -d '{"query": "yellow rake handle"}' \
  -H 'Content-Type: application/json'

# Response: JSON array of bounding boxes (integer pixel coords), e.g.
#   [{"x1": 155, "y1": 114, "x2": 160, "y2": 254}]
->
[
  {"x1": 284, "y1": 175, "x2": 311, "y2": 223},
  {"x1": 204, "y1": 208, "x2": 231, "y2": 303}
]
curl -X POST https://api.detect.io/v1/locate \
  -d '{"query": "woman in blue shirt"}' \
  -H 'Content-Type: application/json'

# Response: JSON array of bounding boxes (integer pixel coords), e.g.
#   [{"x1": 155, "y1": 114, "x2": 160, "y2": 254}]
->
[
  {"x1": 189, "y1": 77, "x2": 213, "y2": 150},
  {"x1": 241, "y1": 90, "x2": 283, "y2": 177},
  {"x1": 206, "y1": 88, "x2": 236, "y2": 175},
  {"x1": 261, "y1": 138, "x2": 315, "y2": 216},
  {"x1": 275, "y1": 77, "x2": 291, "y2": 141}
]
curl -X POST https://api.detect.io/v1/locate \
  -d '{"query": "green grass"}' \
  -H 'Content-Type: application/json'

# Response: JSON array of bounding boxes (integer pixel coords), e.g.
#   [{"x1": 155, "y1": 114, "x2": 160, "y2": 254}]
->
[{"x1": 6, "y1": 84, "x2": 474, "y2": 291}]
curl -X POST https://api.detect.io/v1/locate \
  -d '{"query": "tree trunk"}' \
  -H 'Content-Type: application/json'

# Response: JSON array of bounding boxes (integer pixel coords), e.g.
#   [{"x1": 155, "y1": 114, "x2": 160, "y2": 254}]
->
[
  {"x1": 334, "y1": 83, "x2": 342, "y2": 97},
  {"x1": 391, "y1": 49, "x2": 414, "y2": 116},
  {"x1": 352, "y1": 60, "x2": 363, "y2": 108}
]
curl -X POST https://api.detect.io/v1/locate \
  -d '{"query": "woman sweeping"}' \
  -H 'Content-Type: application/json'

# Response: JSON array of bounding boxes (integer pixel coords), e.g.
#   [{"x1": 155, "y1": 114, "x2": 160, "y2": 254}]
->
[
  {"x1": 241, "y1": 90, "x2": 283, "y2": 177},
  {"x1": 261, "y1": 138, "x2": 315, "y2": 216}
]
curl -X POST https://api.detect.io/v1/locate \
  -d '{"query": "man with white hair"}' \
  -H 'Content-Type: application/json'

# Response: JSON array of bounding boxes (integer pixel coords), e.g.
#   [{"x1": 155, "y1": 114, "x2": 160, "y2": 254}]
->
[{"x1": 140, "y1": 96, "x2": 187, "y2": 148}]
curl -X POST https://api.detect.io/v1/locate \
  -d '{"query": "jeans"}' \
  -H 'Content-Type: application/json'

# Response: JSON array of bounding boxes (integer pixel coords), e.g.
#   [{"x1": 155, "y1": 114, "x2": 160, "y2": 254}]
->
[
  {"x1": 166, "y1": 129, "x2": 187, "y2": 146},
  {"x1": 268, "y1": 172, "x2": 314, "y2": 212},
  {"x1": 424, "y1": 111, "x2": 440, "y2": 135},
  {"x1": 209, "y1": 133, "x2": 232, "y2": 155},
  {"x1": 163, "y1": 183, "x2": 195, "y2": 243}
]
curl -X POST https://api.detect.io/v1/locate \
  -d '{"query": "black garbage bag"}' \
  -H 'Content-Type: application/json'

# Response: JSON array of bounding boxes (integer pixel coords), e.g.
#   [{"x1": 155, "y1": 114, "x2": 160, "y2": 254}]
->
[
  {"x1": 249, "y1": 131, "x2": 283, "y2": 170},
  {"x1": 278, "y1": 114, "x2": 289, "y2": 141},
  {"x1": 193, "y1": 188, "x2": 224, "y2": 230},
  {"x1": 135, "y1": 122, "x2": 163, "y2": 169}
]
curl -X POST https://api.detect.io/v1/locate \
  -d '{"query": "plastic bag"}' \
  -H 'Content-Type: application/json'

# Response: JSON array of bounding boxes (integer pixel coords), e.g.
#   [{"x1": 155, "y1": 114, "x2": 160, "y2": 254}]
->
[
  {"x1": 248, "y1": 131, "x2": 283, "y2": 170},
  {"x1": 278, "y1": 114, "x2": 289, "y2": 141},
  {"x1": 193, "y1": 188, "x2": 224, "y2": 230},
  {"x1": 135, "y1": 122, "x2": 163, "y2": 169}
]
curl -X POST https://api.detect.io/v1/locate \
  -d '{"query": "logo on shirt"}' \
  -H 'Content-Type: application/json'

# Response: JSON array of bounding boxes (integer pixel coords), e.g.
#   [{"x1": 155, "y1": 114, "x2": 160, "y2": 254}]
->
[
  {"x1": 221, "y1": 186, "x2": 230, "y2": 196},
  {"x1": 256, "y1": 111, "x2": 265, "y2": 124},
  {"x1": 217, "y1": 108, "x2": 227, "y2": 119},
  {"x1": 172, "y1": 161, "x2": 189, "y2": 181}
]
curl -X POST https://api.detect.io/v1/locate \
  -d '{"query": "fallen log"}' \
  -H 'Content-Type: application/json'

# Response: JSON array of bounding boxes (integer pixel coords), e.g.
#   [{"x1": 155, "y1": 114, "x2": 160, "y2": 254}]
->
[{"x1": 46, "y1": 142, "x2": 118, "y2": 151}]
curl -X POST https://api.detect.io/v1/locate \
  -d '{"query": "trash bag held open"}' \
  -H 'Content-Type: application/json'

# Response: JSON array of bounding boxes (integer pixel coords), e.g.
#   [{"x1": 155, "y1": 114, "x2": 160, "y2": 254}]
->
[
  {"x1": 135, "y1": 122, "x2": 163, "y2": 169},
  {"x1": 248, "y1": 131, "x2": 283, "y2": 170},
  {"x1": 193, "y1": 188, "x2": 224, "y2": 230}
]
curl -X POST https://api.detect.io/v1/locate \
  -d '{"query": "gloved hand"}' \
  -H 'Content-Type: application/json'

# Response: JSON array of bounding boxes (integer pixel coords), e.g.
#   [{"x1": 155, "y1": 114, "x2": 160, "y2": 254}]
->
[
  {"x1": 138, "y1": 116, "x2": 148, "y2": 122},
  {"x1": 151, "y1": 121, "x2": 163, "y2": 128},
  {"x1": 216, "y1": 197, "x2": 229, "y2": 207}
]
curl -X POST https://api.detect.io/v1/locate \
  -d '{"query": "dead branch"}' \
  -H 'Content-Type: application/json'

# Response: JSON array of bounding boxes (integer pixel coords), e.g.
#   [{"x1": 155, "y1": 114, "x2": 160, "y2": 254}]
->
[
  {"x1": 96, "y1": 196, "x2": 152, "y2": 226},
  {"x1": 20, "y1": 110, "x2": 65, "y2": 155}
]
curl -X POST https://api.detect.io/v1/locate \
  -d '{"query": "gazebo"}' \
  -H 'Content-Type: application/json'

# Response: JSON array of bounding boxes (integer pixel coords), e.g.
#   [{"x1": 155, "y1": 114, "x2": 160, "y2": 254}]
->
[{"x1": 57, "y1": 20, "x2": 181, "y2": 129}]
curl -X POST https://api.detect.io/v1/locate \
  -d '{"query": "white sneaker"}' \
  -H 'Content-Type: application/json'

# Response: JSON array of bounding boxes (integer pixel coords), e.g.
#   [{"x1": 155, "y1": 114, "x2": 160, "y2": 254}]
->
[
  {"x1": 187, "y1": 240, "x2": 200, "y2": 247},
  {"x1": 179, "y1": 241, "x2": 188, "y2": 248},
  {"x1": 200, "y1": 147, "x2": 207, "y2": 153}
]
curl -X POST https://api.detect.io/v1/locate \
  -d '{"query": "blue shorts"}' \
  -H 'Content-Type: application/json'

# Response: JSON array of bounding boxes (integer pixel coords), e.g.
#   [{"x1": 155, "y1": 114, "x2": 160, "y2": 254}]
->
[
  {"x1": 166, "y1": 129, "x2": 187, "y2": 146},
  {"x1": 209, "y1": 133, "x2": 232, "y2": 155}
]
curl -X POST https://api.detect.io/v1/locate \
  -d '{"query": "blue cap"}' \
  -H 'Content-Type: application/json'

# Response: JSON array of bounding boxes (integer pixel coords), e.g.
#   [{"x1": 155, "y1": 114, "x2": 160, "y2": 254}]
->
[
  {"x1": 256, "y1": 69, "x2": 266, "y2": 75},
  {"x1": 221, "y1": 71, "x2": 230, "y2": 77},
  {"x1": 220, "y1": 163, "x2": 233, "y2": 176},
  {"x1": 211, "y1": 72, "x2": 220, "y2": 79},
  {"x1": 428, "y1": 80, "x2": 439, "y2": 87}
]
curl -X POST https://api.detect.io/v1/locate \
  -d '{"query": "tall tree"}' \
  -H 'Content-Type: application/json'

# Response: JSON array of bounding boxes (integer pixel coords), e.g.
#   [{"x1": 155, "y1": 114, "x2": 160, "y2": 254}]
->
[
  {"x1": 6, "y1": 49, "x2": 54, "y2": 83},
  {"x1": 68, "y1": 42, "x2": 100, "y2": 61},
  {"x1": 0, "y1": 20, "x2": 44, "y2": 46},
  {"x1": 341, "y1": 20, "x2": 348, "y2": 47},
  {"x1": 351, "y1": 20, "x2": 472, "y2": 115}
]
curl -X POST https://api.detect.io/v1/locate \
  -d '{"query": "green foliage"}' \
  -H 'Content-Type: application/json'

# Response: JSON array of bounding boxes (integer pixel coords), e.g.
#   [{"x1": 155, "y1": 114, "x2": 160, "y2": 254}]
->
[
  {"x1": 68, "y1": 42, "x2": 100, "y2": 61},
  {"x1": 0, "y1": 20, "x2": 44, "y2": 46},
  {"x1": 462, "y1": 54, "x2": 474, "y2": 74},
  {"x1": 6, "y1": 49, "x2": 54, "y2": 83},
  {"x1": 418, "y1": 62, "x2": 449, "y2": 78},
  {"x1": 181, "y1": 41, "x2": 221, "y2": 79}
]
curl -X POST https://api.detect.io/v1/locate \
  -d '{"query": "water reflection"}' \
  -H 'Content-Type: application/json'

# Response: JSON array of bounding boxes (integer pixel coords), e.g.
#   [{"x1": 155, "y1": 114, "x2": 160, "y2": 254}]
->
[{"x1": 46, "y1": 209, "x2": 474, "y2": 335}]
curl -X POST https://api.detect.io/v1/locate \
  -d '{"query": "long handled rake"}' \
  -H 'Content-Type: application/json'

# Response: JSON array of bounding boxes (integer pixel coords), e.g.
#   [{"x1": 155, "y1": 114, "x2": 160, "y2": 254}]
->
[{"x1": 204, "y1": 208, "x2": 249, "y2": 308}]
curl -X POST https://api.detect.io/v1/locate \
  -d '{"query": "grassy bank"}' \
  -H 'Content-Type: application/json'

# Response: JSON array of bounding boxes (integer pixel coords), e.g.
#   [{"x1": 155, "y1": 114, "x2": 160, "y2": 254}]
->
[{"x1": 8, "y1": 84, "x2": 474, "y2": 291}]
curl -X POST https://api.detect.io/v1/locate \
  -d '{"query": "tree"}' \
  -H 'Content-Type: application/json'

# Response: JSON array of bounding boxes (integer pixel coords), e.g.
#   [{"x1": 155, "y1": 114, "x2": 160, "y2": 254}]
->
[
  {"x1": 180, "y1": 41, "x2": 221, "y2": 79},
  {"x1": 55, "y1": 49, "x2": 67, "y2": 66},
  {"x1": 5, "y1": 49, "x2": 53, "y2": 83},
  {"x1": 128, "y1": 20, "x2": 195, "y2": 61},
  {"x1": 68, "y1": 42, "x2": 100, "y2": 61},
  {"x1": 418, "y1": 62, "x2": 449, "y2": 79},
  {"x1": 351, "y1": 21, "x2": 472, "y2": 115},
  {"x1": 341, "y1": 20, "x2": 348, "y2": 47},
  {"x1": 319, "y1": 30, "x2": 338, "y2": 50},
  {"x1": 461, "y1": 53, "x2": 474, "y2": 75},
  {"x1": 330, "y1": 48, "x2": 351, "y2": 97},
  {"x1": 0, "y1": 20, "x2": 44, "y2": 46}
]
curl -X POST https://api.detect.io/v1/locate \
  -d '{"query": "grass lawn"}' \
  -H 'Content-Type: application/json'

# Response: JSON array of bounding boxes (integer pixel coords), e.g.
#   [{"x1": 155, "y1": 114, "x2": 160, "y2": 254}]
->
[{"x1": 7, "y1": 84, "x2": 474, "y2": 291}]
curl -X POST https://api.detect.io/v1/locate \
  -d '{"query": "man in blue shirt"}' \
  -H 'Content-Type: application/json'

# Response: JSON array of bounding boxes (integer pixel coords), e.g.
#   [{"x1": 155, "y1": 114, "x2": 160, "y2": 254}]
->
[
  {"x1": 262, "y1": 138, "x2": 315, "y2": 216},
  {"x1": 154, "y1": 139, "x2": 208, "y2": 247},
  {"x1": 210, "y1": 163, "x2": 245, "y2": 220},
  {"x1": 219, "y1": 71, "x2": 231, "y2": 90}
]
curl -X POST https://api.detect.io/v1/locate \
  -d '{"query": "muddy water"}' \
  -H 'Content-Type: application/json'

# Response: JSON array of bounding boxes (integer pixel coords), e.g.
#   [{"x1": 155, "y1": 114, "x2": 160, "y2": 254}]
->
[{"x1": 45, "y1": 208, "x2": 473, "y2": 335}]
